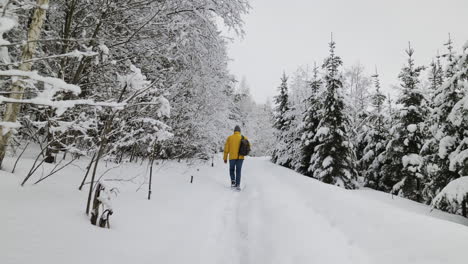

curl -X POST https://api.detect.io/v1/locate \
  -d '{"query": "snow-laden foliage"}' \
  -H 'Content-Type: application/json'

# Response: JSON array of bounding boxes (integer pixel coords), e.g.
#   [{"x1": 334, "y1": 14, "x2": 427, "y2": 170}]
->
[
  {"x1": 298, "y1": 64, "x2": 323, "y2": 175},
  {"x1": 238, "y1": 91, "x2": 275, "y2": 156},
  {"x1": 308, "y1": 40, "x2": 357, "y2": 189},
  {"x1": 1, "y1": 0, "x2": 251, "y2": 166},
  {"x1": 224, "y1": 79, "x2": 274, "y2": 157},
  {"x1": 247, "y1": 102, "x2": 275, "y2": 157},
  {"x1": 358, "y1": 72, "x2": 388, "y2": 189},
  {"x1": 380, "y1": 45, "x2": 428, "y2": 201},
  {"x1": 421, "y1": 38, "x2": 462, "y2": 202},
  {"x1": 273, "y1": 73, "x2": 290, "y2": 132},
  {"x1": 272, "y1": 73, "x2": 294, "y2": 166},
  {"x1": 445, "y1": 52, "x2": 468, "y2": 178},
  {"x1": 432, "y1": 176, "x2": 468, "y2": 216},
  {"x1": 268, "y1": 36, "x2": 468, "y2": 213},
  {"x1": 104, "y1": 65, "x2": 172, "y2": 160}
]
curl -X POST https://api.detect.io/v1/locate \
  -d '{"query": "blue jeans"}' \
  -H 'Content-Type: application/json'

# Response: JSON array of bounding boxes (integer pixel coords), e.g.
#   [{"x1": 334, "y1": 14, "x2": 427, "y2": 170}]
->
[{"x1": 229, "y1": 159, "x2": 244, "y2": 186}]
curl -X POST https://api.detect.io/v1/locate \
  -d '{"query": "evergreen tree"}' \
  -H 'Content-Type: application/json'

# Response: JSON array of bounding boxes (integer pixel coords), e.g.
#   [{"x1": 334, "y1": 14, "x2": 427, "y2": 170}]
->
[
  {"x1": 380, "y1": 44, "x2": 427, "y2": 201},
  {"x1": 358, "y1": 71, "x2": 388, "y2": 189},
  {"x1": 419, "y1": 54, "x2": 444, "y2": 202},
  {"x1": 308, "y1": 39, "x2": 357, "y2": 189},
  {"x1": 430, "y1": 41, "x2": 468, "y2": 214},
  {"x1": 422, "y1": 37, "x2": 463, "y2": 202},
  {"x1": 441, "y1": 41, "x2": 468, "y2": 182},
  {"x1": 273, "y1": 73, "x2": 291, "y2": 131},
  {"x1": 278, "y1": 105, "x2": 302, "y2": 169},
  {"x1": 428, "y1": 54, "x2": 444, "y2": 93},
  {"x1": 443, "y1": 35, "x2": 457, "y2": 78},
  {"x1": 271, "y1": 73, "x2": 293, "y2": 165},
  {"x1": 299, "y1": 64, "x2": 323, "y2": 175}
]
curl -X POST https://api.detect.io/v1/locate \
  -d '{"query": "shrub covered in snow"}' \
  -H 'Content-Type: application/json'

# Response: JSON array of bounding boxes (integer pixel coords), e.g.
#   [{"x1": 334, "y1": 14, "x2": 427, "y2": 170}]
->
[{"x1": 432, "y1": 176, "x2": 468, "y2": 217}]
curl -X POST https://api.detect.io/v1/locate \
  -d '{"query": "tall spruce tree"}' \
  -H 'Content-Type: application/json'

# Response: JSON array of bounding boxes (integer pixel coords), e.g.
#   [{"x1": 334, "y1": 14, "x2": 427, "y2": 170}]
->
[
  {"x1": 422, "y1": 37, "x2": 463, "y2": 202},
  {"x1": 281, "y1": 105, "x2": 303, "y2": 169},
  {"x1": 308, "y1": 39, "x2": 357, "y2": 189},
  {"x1": 299, "y1": 64, "x2": 323, "y2": 175},
  {"x1": 273, "y1": 73, "x2": 291, "y2": 131},
  {"x1": 358, "y1": 71, "x2": 388, "y2": 189},
  {"x1": 380, "y1": 44, "x2": 427, "y2": 201},
  {"x1": 428, "y1": 54, "x2": 444, "y2": 93},
  {"x1": 430, "y1": 40, "x2": 468, "y2": 215},
  {"x1": 420, "y1": 54, "x2": 444, "y2": 200},
  {"x1": 272, "y1": 73, "x2": 293, "y2": 165},
  {"x1": 440, "y1": 41, "x2": 468, "y2": 182}
]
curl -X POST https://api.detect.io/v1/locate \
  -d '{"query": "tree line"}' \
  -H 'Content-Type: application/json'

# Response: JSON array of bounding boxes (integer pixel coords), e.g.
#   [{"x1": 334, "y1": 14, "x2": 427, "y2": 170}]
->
[
  {"x1": 272, "y1": 36, "x2": 468, "y2": 216},
  {"x1": 0, "y1": 0, "x2": 255, "y2": 169},
  {"x1": 0, "y1": 0, "x2": 277, "y2": 182}
]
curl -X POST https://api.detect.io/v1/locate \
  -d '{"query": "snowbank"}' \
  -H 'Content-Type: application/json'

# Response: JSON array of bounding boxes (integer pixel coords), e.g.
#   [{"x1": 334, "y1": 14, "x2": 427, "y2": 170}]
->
[{"x1": 432, "y1": 176, "x2": 468, "y2": 215}]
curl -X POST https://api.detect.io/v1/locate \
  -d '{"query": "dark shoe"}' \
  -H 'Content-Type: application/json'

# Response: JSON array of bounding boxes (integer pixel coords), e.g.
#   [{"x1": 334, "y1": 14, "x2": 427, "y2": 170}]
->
[{"x1": 231, "y1": 181, "x2": 236, "y2": 187}]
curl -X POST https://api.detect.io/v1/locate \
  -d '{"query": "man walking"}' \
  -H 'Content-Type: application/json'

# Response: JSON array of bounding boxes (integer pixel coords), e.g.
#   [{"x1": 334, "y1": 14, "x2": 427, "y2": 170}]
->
[{"x1": 224, "y1": 125, "x2": 250, "y2": 190}]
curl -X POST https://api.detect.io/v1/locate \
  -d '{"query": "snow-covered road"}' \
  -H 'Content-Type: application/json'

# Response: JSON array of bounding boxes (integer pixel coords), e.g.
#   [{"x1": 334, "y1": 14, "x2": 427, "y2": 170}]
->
[
  {"x1": 206, "y1": 157, "x2": 468, "y2": 264},
  {"x1": 213, "y1": 158, "x2": 371, "y2": 264},
  {"x1": 2, "y1": 156, "x2": 468, "y2": 264}
]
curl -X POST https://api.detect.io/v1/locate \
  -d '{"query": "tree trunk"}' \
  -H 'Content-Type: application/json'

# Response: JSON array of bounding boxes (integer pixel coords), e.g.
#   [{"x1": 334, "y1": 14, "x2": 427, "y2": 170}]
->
[
  {"x1": 148, "y1": 158, "x2": 153, "y2": 200},
  {"x1": 85, "y1": 117, "x2": 113, "y2": 214},
  {"x1": 90, "y1": 182, "x2": 103, "y2": 225},
  {"x1": 0, "y1": 0, "x2": 50, "y2": 168},
  {"x1": 462, "y1": 195, "x2": 467, "y2": 218}
]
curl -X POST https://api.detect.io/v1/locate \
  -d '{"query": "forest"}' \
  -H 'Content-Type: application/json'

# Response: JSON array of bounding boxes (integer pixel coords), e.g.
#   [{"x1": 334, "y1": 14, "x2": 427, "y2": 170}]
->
[
  {"x1": 272, "y1": 36, "x2": 468, "y2": 217},
  {"x1": 2, "y1": 1, "x2": 468, "y2": 263},
  {"x1": 1, "y1": 0, "x2": 468, "y2": 220}
]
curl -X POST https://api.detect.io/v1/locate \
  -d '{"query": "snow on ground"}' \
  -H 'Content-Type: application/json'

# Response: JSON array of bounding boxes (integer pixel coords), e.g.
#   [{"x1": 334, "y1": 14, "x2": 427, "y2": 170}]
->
[{"x1": 1, "y1": 153, "x2": 468, "y2": 264}]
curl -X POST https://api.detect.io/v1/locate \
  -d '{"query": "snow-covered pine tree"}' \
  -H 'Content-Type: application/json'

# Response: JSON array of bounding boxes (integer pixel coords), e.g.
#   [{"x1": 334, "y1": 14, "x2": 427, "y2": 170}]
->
[
  {"x1": 273, "y1": 73, "x2": 290, "y2": 132},
  {"x1": 380, "y1": 43, "x2": 427, "y2": 201},
  {"x1": 272, "y1": 73, "x2": 293, "y2": 165},
  {"x1": 298, "y1": 63, "x2": 323, "y2": 175},
  {"x1": 444, "y1": 40, "x2": 468, "y2": 181},
  {"x1": 283, "y1": 105, "x2": 303, "y2": 170},
  {"x1": 385, "y1": 93, "x2": 397, "y2": 130},
  {"x1": 428, "y1": 54, "x2": 445, "y2": 93},
  {"x1": 420, "y1": 54, "x2": 444, "y2": 166},
  {"x1": 358, "y1": 70, "x2": 388, "y2": 189},
  {"x1": 286, "y1": 66, "x2": 314, "y2": 171},
  {"x1": 271, "y1": 73, "x2": 302, "y2": 169},
  {"x1": 421, "y1": 37, "x2": 464, "y2": 202},
  {"x1": 308, "y1": 39, "x2": 357, "y2": 189}
]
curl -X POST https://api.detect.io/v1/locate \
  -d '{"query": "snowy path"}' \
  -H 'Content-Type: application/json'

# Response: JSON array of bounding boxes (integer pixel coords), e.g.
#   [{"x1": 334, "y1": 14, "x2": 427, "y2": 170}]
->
[
  {"x1": 216, "y1": 159, "x2": 370, "y2": 264},
  {"x1": 193, "y1": 157, "x2": 468, "y2": 264},
  {"x1": 2, "y1": 156, "x2": 468, "y2": 264}
]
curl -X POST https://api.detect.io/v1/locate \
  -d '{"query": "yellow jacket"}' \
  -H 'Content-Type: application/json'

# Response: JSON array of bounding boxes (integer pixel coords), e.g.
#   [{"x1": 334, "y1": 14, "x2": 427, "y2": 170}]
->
[{"x1": 224, "y1": 131, "x2": 249, "y2": 160}]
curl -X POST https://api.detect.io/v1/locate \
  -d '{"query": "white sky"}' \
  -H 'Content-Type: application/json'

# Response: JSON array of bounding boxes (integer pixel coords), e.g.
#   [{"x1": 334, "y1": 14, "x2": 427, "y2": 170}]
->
[{"x1": 226, "y1": 0, "x2": 468, "y2": 104}]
